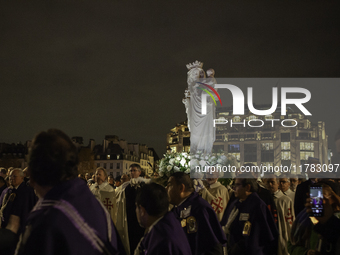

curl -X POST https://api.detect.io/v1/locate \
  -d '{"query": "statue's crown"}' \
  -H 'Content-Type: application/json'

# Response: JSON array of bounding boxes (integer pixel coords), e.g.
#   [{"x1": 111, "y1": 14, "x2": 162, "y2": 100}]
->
[{"x1": 186, "y1": 60, "x2": 203, "y2": 70}]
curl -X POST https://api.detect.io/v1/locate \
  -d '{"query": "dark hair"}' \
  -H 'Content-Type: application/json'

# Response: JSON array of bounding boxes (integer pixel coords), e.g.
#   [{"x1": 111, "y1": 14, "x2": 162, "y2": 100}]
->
[
  {"x1": 129, "y1": 163, "x2": 141, "y2": 171},
  {"x1": 237, "y1": 173, "x2": 258, "y2": 192},
  {"x1": 171, "y1": 172, "x2": 194, "y2": 192},
  {"x1": 115, "y1": 175, "x2": 121, "y2": 182},
  {"x1": 28, "y1": 129, "x2": 78, "y2": 187},
  {"x1": 136, "y1": 183, "x2": 169, "y2": 217}
]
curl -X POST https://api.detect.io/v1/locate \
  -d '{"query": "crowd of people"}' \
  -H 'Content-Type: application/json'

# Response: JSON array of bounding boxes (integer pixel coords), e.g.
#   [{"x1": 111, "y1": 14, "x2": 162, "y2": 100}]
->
[{"x1": 0, "y1": 128, "x2": 339, "y2": 255}]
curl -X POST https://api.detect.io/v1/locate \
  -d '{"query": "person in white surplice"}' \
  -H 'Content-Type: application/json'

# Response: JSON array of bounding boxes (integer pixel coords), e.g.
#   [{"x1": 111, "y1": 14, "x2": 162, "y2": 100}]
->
[
  {"x1": 266, "y1": 174, "x2": 295, "y2": 255},
  {"x1": 199, "y1": 171, "x2": 230, "y2": 222}
]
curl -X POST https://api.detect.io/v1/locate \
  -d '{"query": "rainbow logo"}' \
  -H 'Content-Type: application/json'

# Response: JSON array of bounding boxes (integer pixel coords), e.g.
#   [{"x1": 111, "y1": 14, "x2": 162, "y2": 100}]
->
[{"x1": 196, "y1": 82, "x2": 223, "y2": 106}]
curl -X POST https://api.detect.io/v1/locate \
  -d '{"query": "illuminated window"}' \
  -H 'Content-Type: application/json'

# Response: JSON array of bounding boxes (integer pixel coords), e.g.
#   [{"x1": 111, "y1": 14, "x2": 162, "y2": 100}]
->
[
  {"x1": 281, "y1": 142, "x2": 290, "y2": 150},
  {"x1": 249, "y1": 115, "x2": 257, "y2": 120},
  {"x1": 300, "y1": 151, "x2": 314, "y2": 160},
  {"x1": 233, "y1": 116, "x2": 241, "y2": 122},
  {"x1": 107, "y1": 155, "x2": 110, "y2": 159},
  {"x1": 300, "y1": 142, "x2": 314, "y2": 151},
  {"x1": 171, "y1": 147, "x2": 177, "y2": 152},
  {"x1": 261, "y1": 143, "x2": 273, "y2": 150},
  {"x1": 228, "y1": 144, "x2": 240, "y2": 152},
  {"x1": 281, "y1": 151, "x2": 291, "y2": 160}
]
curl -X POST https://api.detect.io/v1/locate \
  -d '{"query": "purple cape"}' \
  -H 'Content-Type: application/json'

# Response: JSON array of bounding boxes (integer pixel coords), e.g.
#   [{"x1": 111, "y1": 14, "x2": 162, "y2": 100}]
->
[
  {"x1": 222, "y1": 192, "x2": 278, "y2": 255},
  {"x1": 15, "y1": 178, "x2": 126, "y2": 255},
  {"x1": 137, "y1": 212, "x2": 192, "y2": 255},
  {"x1": 171, "y1": 192, "x2": 227, "y2": 255}
]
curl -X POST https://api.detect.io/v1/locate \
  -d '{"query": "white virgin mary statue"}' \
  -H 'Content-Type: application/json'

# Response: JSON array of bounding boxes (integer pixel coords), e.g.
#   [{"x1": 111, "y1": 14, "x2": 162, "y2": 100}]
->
[{"x1": 183, "y1": 61, "x2": 217, "y2": 154}]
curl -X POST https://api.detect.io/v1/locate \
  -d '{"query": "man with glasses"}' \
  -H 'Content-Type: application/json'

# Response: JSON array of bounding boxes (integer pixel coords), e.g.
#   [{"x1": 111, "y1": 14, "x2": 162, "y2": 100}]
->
[
  {"x1": 279, "y1": 174, "x2": 295, "y2": 205},
  {"x1": 116, "y1": 164, "x2": 149, "y2": 255}
]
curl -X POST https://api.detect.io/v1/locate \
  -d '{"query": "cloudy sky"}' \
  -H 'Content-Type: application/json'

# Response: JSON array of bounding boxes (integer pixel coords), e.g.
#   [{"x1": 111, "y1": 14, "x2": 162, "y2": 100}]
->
[{"x1": 1, "y1": 0, "x2": 339, "y2": 159}]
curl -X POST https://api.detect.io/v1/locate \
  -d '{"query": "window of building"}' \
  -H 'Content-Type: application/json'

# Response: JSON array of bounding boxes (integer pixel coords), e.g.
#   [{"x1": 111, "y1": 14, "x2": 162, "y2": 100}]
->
[
  {"x1": 97, "y1": 163, "x2": 100, "y2": 168},
  {"x1": 97, "y1": 155, "x2": 100, "y2": 160},
  {"x1": 262, "y1": 133, "x2": 272, "y2": 139},
  {"x1": 244, "y1": 144, "x2": 257, "y2": 162},
  {"x1": 300, "y1": 142, "x2": 314, "y2": 151},
  {"x1": 103, "y1": 163, "x2": 107, "y2": 169},
  {"x1": 228, "y1": 144, "x2": 240, "y2": 152},
  {"x1": 261, "y1": 143, "x2": 273, "y2": 150},
  {"x1": 281, "y1": 133, "x2": 290, "y2": 141},
  {"x1": 299, "y1": 132, "x2": 311, "y2": 139},
  {"x1": 233, "y1": 116, "x2": 241, "y2": 122},
  {"x1": 183, "y1": 137, "x2": 190, "y2": 146},
  {"x1": 281, "y1": 142, "x2": 290, "y2": 150},
  {"x1": 249, "y1": 115, "x2": 257, "y2": 120},
  {"x1": 245, "y1": 134, "x2": 255, "y2": 140},
  {"x1": 110, "y1": 163, "x2": 113, "y2": 169},
  {"x1": 171, "y1": 147, "x2": 177, "y2": 152},
  {"x1": 281, "y1": 151, "x2": 291, "y2": 160},
  {"x1": 213, "y1": 145, "x2": 224, "y2": 152},
  {"x1": 228, "y1": 135, "x2": 239, "y2": 141},
  {"x1": 107, "y1": 155, "x2": 110, "y2": 160},
  {"x1": 300, "y1": 151, "x2": 314, "y2": 160},
  {"x1": 262, "y1": 162, "x2": 274, "y2": 168}
]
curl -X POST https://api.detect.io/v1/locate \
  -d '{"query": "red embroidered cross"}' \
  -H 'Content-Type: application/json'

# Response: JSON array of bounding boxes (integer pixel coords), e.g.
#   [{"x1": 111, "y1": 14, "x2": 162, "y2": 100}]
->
[
  {"x1": 285, "y1": 208, "x2": 293, "y2": 225},
  {"x1": 103, "y1": 198, "x2": 114, "y2": 212},
  {"x1": 210, "y1": 197, "x2": 223, "y2": 213}
]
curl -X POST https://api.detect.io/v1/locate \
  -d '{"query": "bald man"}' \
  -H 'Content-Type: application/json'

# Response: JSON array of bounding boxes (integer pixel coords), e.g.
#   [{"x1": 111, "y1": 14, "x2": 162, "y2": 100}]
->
[{"x1": 0, "y1": 168, "x2": 37, "y2": 254}]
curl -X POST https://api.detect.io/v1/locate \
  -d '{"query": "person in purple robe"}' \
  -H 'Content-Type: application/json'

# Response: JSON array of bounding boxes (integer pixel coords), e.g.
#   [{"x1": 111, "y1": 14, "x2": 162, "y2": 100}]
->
[
  {"x1": 13, "y1": 129, "x2": 126, "y2": 255},
  {"x1": 221, "y1": 174, "x2": 278, "y2": 255},
  {"x1": 167, "y1": 172, "x2": 227, "y2": 255},
  {"x1": 134, "y1": 182, "x2": 192, "y2": 255}
]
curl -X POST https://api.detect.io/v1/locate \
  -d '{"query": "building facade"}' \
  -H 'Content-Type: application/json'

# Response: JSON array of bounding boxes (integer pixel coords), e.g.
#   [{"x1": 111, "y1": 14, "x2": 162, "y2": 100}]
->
[{"x1": 167, "y1": 106, "x2": 329, "y2": 173}]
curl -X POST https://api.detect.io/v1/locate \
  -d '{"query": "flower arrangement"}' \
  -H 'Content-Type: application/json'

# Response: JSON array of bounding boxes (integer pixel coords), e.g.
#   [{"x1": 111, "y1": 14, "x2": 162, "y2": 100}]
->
[
  {"x1": 158, "y1": 152, "x2": 191, "y2": 178},
  {"x1": 157, "y1": 151, "x2": 238, "y2": 177}
]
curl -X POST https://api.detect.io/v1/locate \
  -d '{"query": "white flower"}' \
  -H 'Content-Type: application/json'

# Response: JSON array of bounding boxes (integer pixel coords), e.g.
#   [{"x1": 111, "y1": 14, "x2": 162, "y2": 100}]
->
[
  {"x1": 169, "y1": 158, "x2": 175, "y2": 165},
  {"x1": 167, "y1": 165, "x2": 173, "y2": 171},
  {"x1": 185, "y1": 169, "x2": 190, "y2": 174},
  {"x1": 159, "y1": 171, "x2": 164, "y2": 177},
  {"x1": 221, "y1": 155, "x2": 227, "y2": 161},
  {"x1": 199, "y1": 160, "x2": 206, "y2": 167},
  {"x1": 180, "y1": 158, "x2": 186, "y2": 166},
  {"x1": 174, "y1": 166, "x2": 180, "y2": 172},
  {"x1": 195, "y1": 154, "x2": 200, "y2": 159},
  {"x1": 190, "y1": 159, "x2": 199, "y2": 167},
  {"x1": 217, "y1": 159, "x2": 223, "y2": 164},
  {"x1": 176, "y1": 157, "x2": 181, "y2": 161},
  {"x1": 205, "y1": 156, "x2": 209, "y2": 160}
]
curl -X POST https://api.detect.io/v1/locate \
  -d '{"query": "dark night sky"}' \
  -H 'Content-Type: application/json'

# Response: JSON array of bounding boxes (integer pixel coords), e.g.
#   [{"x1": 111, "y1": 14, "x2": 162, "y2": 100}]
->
[{"x1": 1, "y1": 1, "x2": 340, "y2": 159}]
